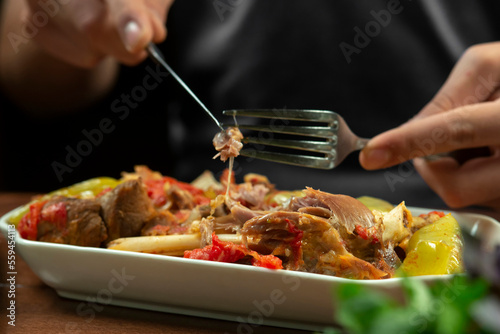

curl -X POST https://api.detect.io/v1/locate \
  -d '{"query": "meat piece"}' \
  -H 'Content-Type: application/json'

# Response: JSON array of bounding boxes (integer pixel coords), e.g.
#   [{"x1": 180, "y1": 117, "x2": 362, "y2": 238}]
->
[
  {"x1": 231, "y1": 182, "x2": 270, "y2": 209},
  {"x1": 37, "y1": 196, "x2": 107, "y2": 247},
  {"x1": 297, "y1": 206, "x2": 332, "y2": 218},
  {"x1": 141, "y1": 211, "x2": 178, "y2": 236},
  {"x1": 288, "y1": 188, "x2": 401, "y2": 271},
  {"x1": 288, "y1": 188, "x2": 375, "y2": 233},
  {"x1": 166, "y1": 184, "x2": 196, "y2": 210},
  {"x1": 99, "y1": 179, "x2": 157, "y2": 242},
  {"x1": 212, "y1": 127, "x2": 243, "y2": 162},
  {"x1": 341, "y1": 223, "x2": 398, "y2": 274},
  {"x1": 239, "y1": 187, "x2": 402, "y2": 278},
  {"x1": 231, "y1": 203, "x2": 268, "y2": 226},
  {"x1": 213, "y1": 213, "x2": 242, "y2": 234},
  {"x1": 199, "y1": 216, "x2": 215, "y2": 246},
  {"x1": 241, "y1": 211, "x2": 389, "y2": 279}
]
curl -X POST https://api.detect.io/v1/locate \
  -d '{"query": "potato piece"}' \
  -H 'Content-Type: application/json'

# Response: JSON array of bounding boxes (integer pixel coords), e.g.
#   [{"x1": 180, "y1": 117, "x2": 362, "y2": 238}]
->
[{"x1": 399, "y1": 214, "x2": 463, "y2": 276}]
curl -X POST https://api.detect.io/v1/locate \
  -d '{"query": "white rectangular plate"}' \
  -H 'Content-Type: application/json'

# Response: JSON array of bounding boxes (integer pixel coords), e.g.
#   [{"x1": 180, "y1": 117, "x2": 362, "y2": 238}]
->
[{"x1": 2, "y1": 205, "x2": 499, "y2": 331}]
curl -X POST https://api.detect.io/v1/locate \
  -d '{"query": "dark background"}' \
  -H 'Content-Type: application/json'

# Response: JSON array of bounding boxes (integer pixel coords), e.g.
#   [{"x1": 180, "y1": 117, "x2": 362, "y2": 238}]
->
[{"x1": 1, "y1": 0, "x2": 500, "y2": 208}]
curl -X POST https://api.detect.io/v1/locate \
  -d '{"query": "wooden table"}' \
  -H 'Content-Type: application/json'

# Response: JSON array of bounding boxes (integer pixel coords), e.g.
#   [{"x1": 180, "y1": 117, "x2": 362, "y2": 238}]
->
[{"x1": 0, "y1": 193, "x2": 311, "y2": 334}]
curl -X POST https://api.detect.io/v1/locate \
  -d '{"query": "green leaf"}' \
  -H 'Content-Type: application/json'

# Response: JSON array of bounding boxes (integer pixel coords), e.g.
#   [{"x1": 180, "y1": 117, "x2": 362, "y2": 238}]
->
[
  {"x1": 334, "y1": 283, "x2": 396, "y2": 334},
  {"x1": 435, "y1": 305, "x2": 466, "y2": 334},
  {"x1": 402, "y1": 277, "x2": 433, "y2": 315},
  {"x1": 328, "y1": 276, "x2": 491, "y2": 334}
]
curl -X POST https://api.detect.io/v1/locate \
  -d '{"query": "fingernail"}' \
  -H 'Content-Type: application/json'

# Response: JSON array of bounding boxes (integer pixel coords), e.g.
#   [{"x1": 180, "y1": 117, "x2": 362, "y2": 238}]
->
[
  {"x1": 364, "y1": 148, "x2": 391, "y2": 169},
  {"x1": 121, "y1": 20, "x2": 142, "y2": 52}
]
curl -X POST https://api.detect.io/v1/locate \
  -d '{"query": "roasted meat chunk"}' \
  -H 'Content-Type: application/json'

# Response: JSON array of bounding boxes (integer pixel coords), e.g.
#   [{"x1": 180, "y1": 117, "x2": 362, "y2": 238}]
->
[
  {"x1": 241, "y1": 211, "x2": 388, "y2": 279},
  {"x1": 288, "y1": 188, "x2": 399, "y2": 273},
  {"x1": 239, "y1": 189, "x2": 405, "y2": 278},
  {"x1": 289, "y1": 187, "x2": 375, "y2": 232},
  {"x1": 37, "y1": 196, "x2": 107, "y2": 247},
  {"x1": 99, "y1": 179, "x2": 157, "y2": 241},
  {"x1": 166, "y1": 184, "x2": 196, "y2": 210}
]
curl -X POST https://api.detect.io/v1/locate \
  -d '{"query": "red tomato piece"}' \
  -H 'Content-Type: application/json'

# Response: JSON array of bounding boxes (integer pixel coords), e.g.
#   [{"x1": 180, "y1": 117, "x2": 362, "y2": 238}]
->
[
  {"x1": 429, "y1": 210, "x2": 446, "y2": 217},
  {"x1": 185, "y1": 234, "x2": 246, "y2": 263},
  {"x1": 18, "y1": 200, "x2": 47, "y2": 241},
  {"x1": 251, "y1": 255, "x2": 283, "y2": 269},
  {"x1": 285, "y1": 219, "x2": 303, "y2": 267},
  {"x1": 96, "y1": 187, "x2": 113, "y2": 197},
  {"x1": 184, "y1": 233, "x2": 283, "y2": 269},
  {"x1": 355, "y1": 225, "x2": 369, "y2": 240},
  {"x1": 354, "y1": 224, "x2": 380, "y2": 244},
  {"x1": 418, "y1": 211, "x2": 446, "y2": 218},
  {"x1": 40, "y1": 202, "x2": 67, "y2": 229},
  {"x1": 144, "y1": 179, "x2": 168, "y2": 207}
]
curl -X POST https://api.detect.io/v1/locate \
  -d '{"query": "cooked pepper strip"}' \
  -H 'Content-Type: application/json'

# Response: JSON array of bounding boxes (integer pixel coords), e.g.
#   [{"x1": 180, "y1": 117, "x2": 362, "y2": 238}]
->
[
  {"x1": 184, "y1": 233, "x2": 283, "y2": 269},
  {"x1": 144, "y1": 177, "x2": 211, "y2": 207},
  {"x1": 18, "y1": 200, "x2": 47, "y2": 240}
]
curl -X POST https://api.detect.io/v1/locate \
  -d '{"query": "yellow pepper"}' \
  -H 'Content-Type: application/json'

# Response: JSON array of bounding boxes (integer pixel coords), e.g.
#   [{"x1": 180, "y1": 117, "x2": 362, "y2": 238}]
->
[
  {"x1": 356, "y1": 196, "x2": 394, "y2": 212},
  {"x1": 399, "y1": 214, "x2": 463, "y2": 276},
  {"x1": 52, "y1": 176, "x2": 120, "y2": 198}
]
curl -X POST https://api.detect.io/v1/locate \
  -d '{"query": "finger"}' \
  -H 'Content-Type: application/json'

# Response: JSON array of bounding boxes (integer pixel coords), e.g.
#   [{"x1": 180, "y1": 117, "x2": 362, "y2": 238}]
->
[
  {"x1": 23, "y1": 0, "x2": 108, "y2": 68},
  {"x1": 413, "y1": 42, "x2": 500, "y2": 120},
  {"x1": 146, "y1": 0, "x2": 175, "y2": 22},
  {"x1": 33, "y1": 20, "x2": 105, "y2": 68},
  {"x1": 413, "y1": 149, "x2": 500, "y2": 208},
  {"x1": 25, "y1": 0, "x2": 172, "y2": 66},
  {"x1": 70, "y1": 0, "x2": 156, "y2": 65},
  {"x1": 488, "y1": 87, "x2": 500, "y2": 102},
  {"x1": 359, "y1": 101, "x2": 500, "y2": 170},
  {"x1": 148, "y1": 7, "x2": 167, "y2": 43},
  {"x1": 146, "y1": 0, "x2": 175, "y2": 43},
  {"x1": 31, "y1": 0, "x2": 143, "y2": 66}
]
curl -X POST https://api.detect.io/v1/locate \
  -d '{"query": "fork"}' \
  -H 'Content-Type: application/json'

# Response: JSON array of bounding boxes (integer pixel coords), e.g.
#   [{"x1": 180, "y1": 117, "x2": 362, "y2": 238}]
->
[
  {"x1": 222, "y1": 109, "x2": 369, "y2": 169},
  {"x1": 147, "y1": 43, "x2": 224, "y2": 130}
]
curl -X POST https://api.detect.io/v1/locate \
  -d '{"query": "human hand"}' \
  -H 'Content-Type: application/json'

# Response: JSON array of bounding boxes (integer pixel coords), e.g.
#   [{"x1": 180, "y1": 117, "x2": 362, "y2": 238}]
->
[
  {"x1": 360, "y1": 42, "x2": 500, "y2": 209},
  {"x1": 23, "y1": 0, "x2": 175, "y2": 68}
]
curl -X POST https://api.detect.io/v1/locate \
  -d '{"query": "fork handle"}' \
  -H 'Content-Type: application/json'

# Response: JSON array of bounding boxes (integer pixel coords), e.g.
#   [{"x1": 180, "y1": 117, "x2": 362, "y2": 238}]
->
[{"x1": 355, "y1": 138, "x2": 370, "y2": 151}]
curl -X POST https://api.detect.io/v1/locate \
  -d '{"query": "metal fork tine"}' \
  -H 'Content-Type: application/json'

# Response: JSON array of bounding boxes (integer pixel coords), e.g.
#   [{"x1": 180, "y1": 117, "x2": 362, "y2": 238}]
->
[
  {"x1": 223, "y1": 109, "x2": 369, "y2": 170},
  {"x1": 223, "y1": 109, "x2": 338, "y2": 123},
  {"x1": 244, "y1": 137, "x2": 335, "y2": 155},
  {"x1": 222, "y1": 124, "x2": 336, "y2": 139},
  {"x1": 239, "y1": 149, "x2": 335, "y2": 169}
]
